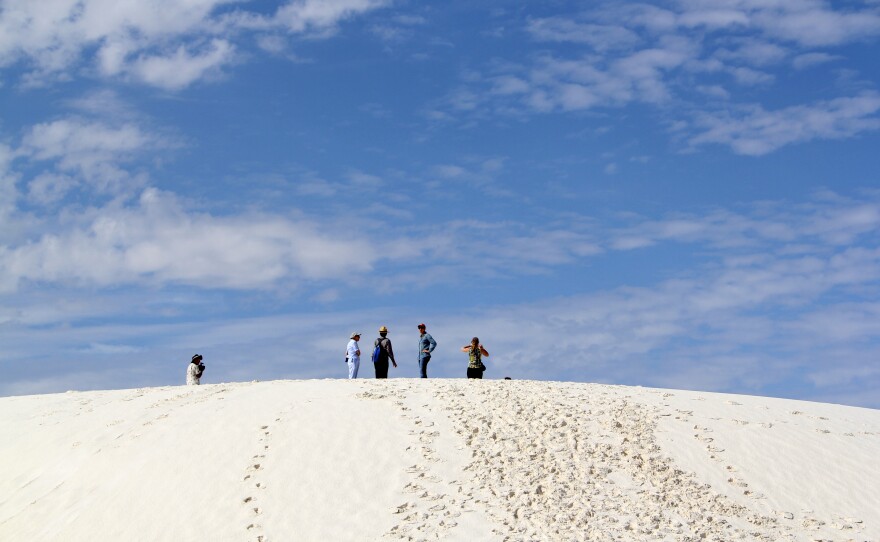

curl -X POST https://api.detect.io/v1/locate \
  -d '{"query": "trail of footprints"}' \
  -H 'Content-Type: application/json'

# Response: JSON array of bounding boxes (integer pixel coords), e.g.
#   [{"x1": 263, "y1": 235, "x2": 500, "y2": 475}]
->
[
  {"x1": 667, "y1": 394, "x2": 870, "y2": 537},
  {"x1": 363, "y1": 382, "x2": 871, "y2": 540},
  {"x1": 358, "y1": 384, "x2": 485, "y2": 541},
  {"x1": 440, "y1": 382, "x2": 798, "y2": 542},
  {"x1": 241, "y1": 417, "x2": 280, "y2": 542}
]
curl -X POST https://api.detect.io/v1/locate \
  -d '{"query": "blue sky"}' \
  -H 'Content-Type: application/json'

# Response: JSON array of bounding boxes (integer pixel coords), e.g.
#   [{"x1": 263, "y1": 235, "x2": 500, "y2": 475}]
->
[{"x1": 1, "y1": 0, "x2": 879, "y2": 407}]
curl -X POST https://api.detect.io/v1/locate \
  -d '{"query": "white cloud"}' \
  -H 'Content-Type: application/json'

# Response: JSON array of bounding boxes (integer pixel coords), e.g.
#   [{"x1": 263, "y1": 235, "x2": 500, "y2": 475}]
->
[
  {"x1": 754, "y1": 5, "x2": 880, "y2": 47},
  {"x1": 346, "y1": 169, "x2": 383, "y2": 188},
  {"x1": 727, "y1": 66, "x2": 774, "y2": 86},
  {"x1": 0, "y1": 144, "x2": 20, "y2": 225},
  {"x1": 433, "y1": 164, "x2": 466, "y2": 179},
  {"x1": 256, "y1": 35, "x2": 288, "y2": 54},
  {"x1": 20, "y1": 117, "x2": 165, "y2": 195},
  {"x1": 274, "y1": 0, "x2": 388, "y2": 34},
  {"x1": 527, "y1": 17, "x2": 640, "y2": 51},
  {"x1": 26, "y1": 173, "x2": 78, "y2": 205},
  {"x1": 0, "y1": 0, "x2": 386, "y2": 89},
  {"x1": 677, "y1": 8, "x2": 749, "y2": 29},
  {"x1": 443, "y1": 2, "x2": 880, "y2": 155},
  {"x1": 23, "y1": 118, "x2": 155, "y2": 163},
  {"x1": 689, "y1": 92, "x2": 880, "y2": 155},
  {"x1": 393, "y1": 15, "x2": 426, "y2": 26},
  {"x1": 715, "y1": 39, "x2": 788, "y2": 66},
  {"x1": 500, "y1": 43, "x2": 693, "y2": 114},
  {"x1": 696, "y1": 85, "x2": 730, "y2": 100},
  {"x1": 128, "y1": 39, "x2": 235, "y2": 90},
  {"x1": 792, "y1": 52, "x2": 839, "y2": 70},
  {"x1": 0, "y1": 187, "x2": 377, "y2": 292},
  {"x1": 489, "y1": 75, "x2": 530, "y2": 96},
  {"x1": 63, "y1": 89, "x2": 139, "y2": 120}
]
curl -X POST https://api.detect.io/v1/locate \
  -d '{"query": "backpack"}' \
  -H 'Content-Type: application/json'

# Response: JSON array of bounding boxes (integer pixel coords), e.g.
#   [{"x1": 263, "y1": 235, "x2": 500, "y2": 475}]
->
[{"x1": 371, "y1": 341, "x2": 382, "y2": 364}]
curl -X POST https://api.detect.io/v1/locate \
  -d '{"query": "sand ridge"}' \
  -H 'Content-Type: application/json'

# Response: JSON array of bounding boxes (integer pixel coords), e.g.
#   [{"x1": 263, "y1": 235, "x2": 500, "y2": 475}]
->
[{"x1": 0, "y1": 379, "x2": 877, "y2": 541}]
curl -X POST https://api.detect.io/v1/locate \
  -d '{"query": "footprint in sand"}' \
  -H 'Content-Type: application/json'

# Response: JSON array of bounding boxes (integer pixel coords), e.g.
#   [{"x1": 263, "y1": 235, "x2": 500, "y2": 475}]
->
[{"x1": 241, "y1": 420, "x2": 278, "y2": 540}]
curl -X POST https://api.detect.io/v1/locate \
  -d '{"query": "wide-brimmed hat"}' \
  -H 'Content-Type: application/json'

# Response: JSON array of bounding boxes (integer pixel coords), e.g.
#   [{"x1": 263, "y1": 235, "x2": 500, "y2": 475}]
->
[
  {"x1": 350, "y1": 332, "x2": 361, "y2": 339},
  {"x1": 379, "y1": 326, "x2": 388, "y2": 333},
  {"x1": 192, "y1": 354, "x2": 203, "y2": 362}
]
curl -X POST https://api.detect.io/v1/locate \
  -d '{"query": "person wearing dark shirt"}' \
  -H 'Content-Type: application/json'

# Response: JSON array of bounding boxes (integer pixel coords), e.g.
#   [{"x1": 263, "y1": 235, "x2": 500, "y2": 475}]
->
[{"x1": 373, "y1": 325, "x2": 397, "y2": 378}]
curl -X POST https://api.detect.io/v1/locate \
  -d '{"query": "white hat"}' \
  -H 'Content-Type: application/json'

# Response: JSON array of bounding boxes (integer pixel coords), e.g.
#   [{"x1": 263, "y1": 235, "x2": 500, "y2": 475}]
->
[{"x1": 350, "y1": 332, "x2": 361, "y2": 339}]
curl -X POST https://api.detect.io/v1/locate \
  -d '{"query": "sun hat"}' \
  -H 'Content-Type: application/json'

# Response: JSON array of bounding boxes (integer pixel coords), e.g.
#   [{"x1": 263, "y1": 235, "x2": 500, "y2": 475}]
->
[
  {"x1": 379, "y1": 326, "x2": 388, "y2": 333},
  {"x1": 350, "y1": 332, "x2": 361, "y2": 339},
  {"x1": 192, "y1": 354, "x2": 203, "y2": 362}
]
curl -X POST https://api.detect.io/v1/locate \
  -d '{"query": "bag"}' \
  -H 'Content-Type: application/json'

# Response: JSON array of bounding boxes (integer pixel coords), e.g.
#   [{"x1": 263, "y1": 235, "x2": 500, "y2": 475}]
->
[
  {"x1": 478, "y1": 360, "x2": 486, "y2": 371},
  {"x1": 371, "y1": 341, "x2": 382, "y2": 364}
]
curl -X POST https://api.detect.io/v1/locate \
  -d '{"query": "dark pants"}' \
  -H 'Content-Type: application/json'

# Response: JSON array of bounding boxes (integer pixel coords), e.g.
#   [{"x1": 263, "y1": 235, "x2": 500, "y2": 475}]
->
[
  {"x1": 467, "y1": 367, "x2": 483, "y2": 379},
  {"x1": 418, "y1": 357, "x2": 430, "y2": 378},
  {"x1": 374, "y1": 360, "x2": 389, "y2": 379}
]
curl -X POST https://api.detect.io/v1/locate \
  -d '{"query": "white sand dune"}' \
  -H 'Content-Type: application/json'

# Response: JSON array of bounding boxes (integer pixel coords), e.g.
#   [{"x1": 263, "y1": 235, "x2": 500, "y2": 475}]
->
[{"x1": 1, "y1": 379, "x2": 878, "y2": 541}]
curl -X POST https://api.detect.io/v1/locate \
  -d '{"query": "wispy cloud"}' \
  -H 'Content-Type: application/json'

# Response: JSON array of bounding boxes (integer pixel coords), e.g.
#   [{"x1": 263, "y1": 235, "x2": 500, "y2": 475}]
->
[
  {"x1": 0, "y1": 0, "x2": 387, "y2": 89},
  {"x1": 689, "y1": 92, "x2": 880, "y2": 155},
  {"x1": 438, "y1": 1, "x2": 880, "y2": 155}
]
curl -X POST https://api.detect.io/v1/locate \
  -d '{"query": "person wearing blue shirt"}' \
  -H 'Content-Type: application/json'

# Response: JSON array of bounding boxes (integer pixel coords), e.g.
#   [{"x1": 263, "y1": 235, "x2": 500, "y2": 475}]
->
[{"x1": 417, "y1": 323, "x2": 436, "y2": 378}]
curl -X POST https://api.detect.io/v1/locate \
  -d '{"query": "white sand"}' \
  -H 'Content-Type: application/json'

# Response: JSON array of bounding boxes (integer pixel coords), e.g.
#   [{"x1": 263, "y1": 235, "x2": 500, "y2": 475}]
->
[{"x1": 0, "y1": 379, "x2": 877, "y2": 541}]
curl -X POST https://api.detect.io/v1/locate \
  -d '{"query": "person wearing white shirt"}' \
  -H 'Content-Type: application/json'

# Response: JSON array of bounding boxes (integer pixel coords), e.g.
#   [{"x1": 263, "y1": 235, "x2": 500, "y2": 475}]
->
[
  {"x1": 187, "y1": 354, "x2": 205, "y2": 385},
  {"x1": 346, "y1": 332, "x2": 361, "y2": 379}
]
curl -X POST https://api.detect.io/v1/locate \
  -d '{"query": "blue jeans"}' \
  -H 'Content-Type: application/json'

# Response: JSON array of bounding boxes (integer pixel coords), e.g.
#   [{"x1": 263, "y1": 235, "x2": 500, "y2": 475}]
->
[{"x1": 418, "y1": 356, "x2": 430, "y2": 378}]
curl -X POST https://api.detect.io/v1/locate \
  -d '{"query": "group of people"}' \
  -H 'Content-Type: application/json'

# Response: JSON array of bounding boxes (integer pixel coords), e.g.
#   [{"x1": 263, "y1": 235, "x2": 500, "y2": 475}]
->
[
  {"x1": 345, "y1": 323, "x2": 489, "y2": 380},
  {"x1": 185, "y1": 323, "x2": 491, "y2": 385}
]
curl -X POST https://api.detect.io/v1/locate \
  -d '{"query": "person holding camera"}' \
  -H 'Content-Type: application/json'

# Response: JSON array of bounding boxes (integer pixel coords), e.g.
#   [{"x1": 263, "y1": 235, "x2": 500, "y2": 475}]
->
[
  {"x1": 461, "y1": 338, "x2": 489, "y2": 379},
  {"x1": 187, "y1": 354, "x2": 206, "y2": 385}
]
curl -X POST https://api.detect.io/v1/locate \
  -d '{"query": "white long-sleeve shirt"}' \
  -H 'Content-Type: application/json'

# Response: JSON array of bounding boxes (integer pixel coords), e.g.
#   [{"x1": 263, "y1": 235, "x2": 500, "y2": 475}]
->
[
  {"x1": 186, "y1": 363, "x2": 203, "y2": 385},
  {"x1": 346, "y1": 339, "x2": 360, "y2": 362}
]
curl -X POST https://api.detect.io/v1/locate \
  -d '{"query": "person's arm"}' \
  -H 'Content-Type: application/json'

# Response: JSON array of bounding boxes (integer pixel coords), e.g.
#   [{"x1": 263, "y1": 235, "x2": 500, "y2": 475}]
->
[
  {"x1": 428, "y1": 335, "x2": 437, "y2": 353},
  {"x1": 386, "y1": 340, "x2": 397, "y2": 367},
  {"x1": 479, "y1": 346, "x2": 489, "y2": 357},
  {"x1": 461, "y1": 346, "x2": 470, "y2": 352}
]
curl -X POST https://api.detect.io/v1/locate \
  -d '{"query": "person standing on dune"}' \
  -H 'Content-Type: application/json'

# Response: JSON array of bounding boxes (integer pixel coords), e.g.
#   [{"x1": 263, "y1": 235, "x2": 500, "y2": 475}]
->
[
  {"x1": 346, "y1": 332, "x2": 361, "y2": 379},
  {"x1": 417, "y1": 323, "x2": 436, "y2": 378},
  {"x1": 461, "y1": 337, "x2": 489, "y2": 379},
  {"x1": 373, "y1": 326, "x2": 397, "y2": 379},
  {"x1": 187, "y1": 354, "x2": 205, "y2": 385}
]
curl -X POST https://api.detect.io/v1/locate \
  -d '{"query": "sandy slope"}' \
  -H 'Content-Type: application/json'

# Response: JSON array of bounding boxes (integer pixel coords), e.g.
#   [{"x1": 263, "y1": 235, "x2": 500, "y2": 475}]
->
[{"x1": 0, "y1": 379, "x2": 877, "y2": 541}]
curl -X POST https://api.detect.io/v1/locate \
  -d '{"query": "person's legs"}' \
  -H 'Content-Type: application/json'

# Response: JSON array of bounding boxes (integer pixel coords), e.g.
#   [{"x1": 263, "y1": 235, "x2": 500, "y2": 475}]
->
[
  {"x1": 467, "y1": 367, "x2": 483, "y2": 379},
  {"x1": 419, "y1": 357, "x2": 429, "y2": 378},
  {"x1": 348, "y1": 359, "x2": 359, "y2": 379},
  {"x1": 375, "y1": 359, "x2": 389, "y2": 378}
]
